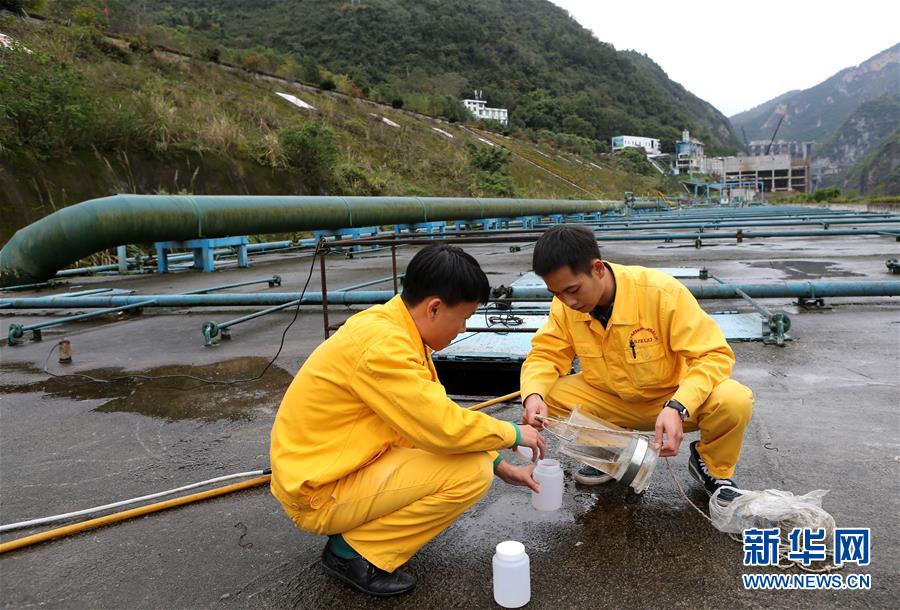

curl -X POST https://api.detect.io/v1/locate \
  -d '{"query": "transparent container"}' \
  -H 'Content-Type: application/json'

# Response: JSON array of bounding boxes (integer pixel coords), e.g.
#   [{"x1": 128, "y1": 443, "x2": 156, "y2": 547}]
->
[
  {"x1": 544, "y1": 407, "x2": 659, "y2": 494},
  {"x1": 492, "y1": 540, "x2": 531, "y2": 608},
  {"x1": 531, "y1": 459, "x2": 563, "y2": 511}
]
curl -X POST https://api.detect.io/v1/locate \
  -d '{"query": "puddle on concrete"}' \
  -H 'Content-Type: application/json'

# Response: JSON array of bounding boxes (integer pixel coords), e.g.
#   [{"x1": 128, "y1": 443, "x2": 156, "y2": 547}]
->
[
  {"x1": 0, "y1": 357, "x2": 293, "y2": 422},
  {"x1": 744, "y1": 260, "x2": 864, "y2": 279}
]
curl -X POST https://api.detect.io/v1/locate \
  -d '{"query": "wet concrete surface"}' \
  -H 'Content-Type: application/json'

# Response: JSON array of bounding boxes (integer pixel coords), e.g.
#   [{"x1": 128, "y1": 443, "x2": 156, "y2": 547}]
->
[{"x1": 1, "y1": 228, "x2": 899, "y2": 608}]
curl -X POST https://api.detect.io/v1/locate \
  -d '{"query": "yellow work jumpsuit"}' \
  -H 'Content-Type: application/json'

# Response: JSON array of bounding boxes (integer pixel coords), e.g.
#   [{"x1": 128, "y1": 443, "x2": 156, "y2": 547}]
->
[
  {"x1": 521, "y1": 263, "x2": 753, "y2": 478},
  {"x1": 271, "y1": 295, "x2": 518, "y2": 572}
]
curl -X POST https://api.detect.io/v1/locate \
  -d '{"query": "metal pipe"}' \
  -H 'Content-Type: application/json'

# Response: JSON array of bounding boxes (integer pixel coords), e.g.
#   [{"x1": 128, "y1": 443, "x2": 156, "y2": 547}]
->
[
  {"x1": 5, "y1": 277, "x2": 281, "y2": 345},
  {"x1": 182, "y1": 275, "x2": 281, "y2": 294},
  {"x1": 202, "y1": 300, "x2": 301, "y2": 346},
  {"x1": 709, "y1": 275, "x2": 791, "y2": 346},
  {"x1": 499, "y1": 281, "x2": 900, "y2": 301},
  {"x1": 322, "y1": 228, "x2": 900, "y2": 248},
  {"x1": 4, "y1": 280, "x2": 899, "y2": 310},
  {"x1": 7, "y1": 299, "x2": 158, "y2": 345},
  {"x1": 2, "y1": 195, "x2": 626, "y2": 286},
  {"x1": 334, "y1": 274, "x2": 403, "y2": 292}
]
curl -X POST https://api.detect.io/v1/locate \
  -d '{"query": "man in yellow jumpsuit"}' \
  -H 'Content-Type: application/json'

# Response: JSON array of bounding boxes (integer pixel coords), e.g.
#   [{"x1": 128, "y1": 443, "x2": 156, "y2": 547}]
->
[
  {"x1": 271, "y1": 244, "x2": 545, "y2": 597},
  {"x1": 521, "y1": 225, "x2": 753, "y2": 502}
]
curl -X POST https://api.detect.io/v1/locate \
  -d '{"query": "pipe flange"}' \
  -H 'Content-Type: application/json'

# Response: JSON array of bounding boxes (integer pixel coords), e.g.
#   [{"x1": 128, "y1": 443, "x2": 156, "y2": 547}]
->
[{"x1": 768, "y1": 312, "x2": 791, "y2": 333}]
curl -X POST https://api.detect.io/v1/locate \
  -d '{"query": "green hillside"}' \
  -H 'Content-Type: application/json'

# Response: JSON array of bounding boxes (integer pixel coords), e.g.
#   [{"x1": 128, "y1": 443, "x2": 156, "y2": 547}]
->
[
  {"x1": 0, "y1": 12, "x2": 676, "y2": 244},
  {"x1": 138, "y1": 0, "x2": 741, "y2": 152}
]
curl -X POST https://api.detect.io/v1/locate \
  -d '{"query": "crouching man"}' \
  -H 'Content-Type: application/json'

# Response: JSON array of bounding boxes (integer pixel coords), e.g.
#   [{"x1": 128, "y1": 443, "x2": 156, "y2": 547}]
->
[
  {"x1": 521, "y1": 225, "x2": 753, "y2": 502},
  {"x1": 271, "y1": 244, "x2": 544, "y2": 597}
]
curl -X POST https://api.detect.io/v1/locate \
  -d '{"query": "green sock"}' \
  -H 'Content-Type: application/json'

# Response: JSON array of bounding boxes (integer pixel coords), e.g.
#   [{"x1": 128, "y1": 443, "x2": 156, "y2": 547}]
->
[{"x1": 328, "y1": 534, "x2": 360, "y2": 559}]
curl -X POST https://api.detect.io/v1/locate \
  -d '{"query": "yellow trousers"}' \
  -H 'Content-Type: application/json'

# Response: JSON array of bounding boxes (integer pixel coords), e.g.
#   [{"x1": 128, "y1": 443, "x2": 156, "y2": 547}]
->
[
  {"x1": 280, "y1": 447, "x2": 494, "y2": 572},
  {"x1": 544, "y1": 374, "x2": 753, "y2": 478}
]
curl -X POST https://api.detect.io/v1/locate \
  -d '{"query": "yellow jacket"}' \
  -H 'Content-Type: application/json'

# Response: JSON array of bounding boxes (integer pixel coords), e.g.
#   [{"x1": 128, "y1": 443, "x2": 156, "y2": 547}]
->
[
  {"x1": 521, "y1": 263, "x2": 734, "y2": 410},
  {"x1": 271, "y1": 294, "x2": 517, "y2": 509}
]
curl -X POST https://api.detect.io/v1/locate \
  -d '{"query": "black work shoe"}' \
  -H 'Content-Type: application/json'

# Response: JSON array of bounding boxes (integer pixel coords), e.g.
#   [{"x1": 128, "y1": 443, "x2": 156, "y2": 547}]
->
[
  {"x1": 321, "y1": 543, "x2": 416, "y2": 597},
  {"x1": 688, "y1": 441, "x2": 742, "y2": 505},
  {"x1": 573, "y1": 463, "x2": 614, "y2": 486}
]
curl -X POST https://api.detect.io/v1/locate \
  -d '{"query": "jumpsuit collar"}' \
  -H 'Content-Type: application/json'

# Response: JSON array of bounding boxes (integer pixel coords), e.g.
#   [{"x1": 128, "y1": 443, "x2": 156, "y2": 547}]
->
[
  {"x1": 566, "y1": 262, "x2": 638, "y2": 327},
  {"x1": 384, "y1": 294, "x2": 431, "y2": 359}
]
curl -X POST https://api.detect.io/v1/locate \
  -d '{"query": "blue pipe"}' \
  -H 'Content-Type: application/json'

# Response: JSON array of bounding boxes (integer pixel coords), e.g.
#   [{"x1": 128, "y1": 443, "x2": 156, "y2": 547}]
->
[
  {"x1": 500, "y1": 281, "x2": 900, "y2": 300},
  {"x1": 5, "y1": 276, "x2": 281, "y2": 345},
  {"x1": 7, "y1": 300, "x2": 158, "y2": 345},
  {"x1": 334, "y1": 274, "x2": 404, "y2": 292},
  {"x1": 4, "y1": 280, "x2": 900, "y2": 311}
]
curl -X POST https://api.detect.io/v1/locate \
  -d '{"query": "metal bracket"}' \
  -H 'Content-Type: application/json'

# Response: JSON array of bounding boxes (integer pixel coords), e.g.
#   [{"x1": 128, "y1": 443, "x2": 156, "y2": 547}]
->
[
  {"x1": 763, "y1": 312, "x2": 791, "y2": 347},
  {"x1": 202, "y1": 321, "x2": 219, "y2": 347},
  {"x1": 797, "y1": 297, "x2": 827, "y2": 309},
  {"x1": 886, "y1": 259, "x2": 900, "y2": 274}
]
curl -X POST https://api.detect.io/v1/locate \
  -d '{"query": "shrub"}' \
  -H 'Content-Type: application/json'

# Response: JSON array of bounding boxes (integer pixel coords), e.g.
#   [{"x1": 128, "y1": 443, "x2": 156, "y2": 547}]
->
[
  {"x1": 335, "y1": 163, "x2": 386, "y2": 196},
  {"x1": 203, "y1": 47, "x2": 221, "y2": 63},
  {"x1": 467, "y1": 142, "x2": 511, "y2": 173},
  {"x1": 475, "y1": 171, "x2": 518, "y2": 197},
  {"x1": 320, "y1": 78, "x2": 336, "y2": 91},
  {"x1": 812, "y1": 186, "x2": 841, "y2": 202},
  {"x1": 0, "y1": 47, "x2": 100, "y2": 157},
  {"x1": 278, "y1": 122, "x2": 340, "y2": 191},
  {"x1": 390, "y1": 98, "x2": 404, "y2": 109}
]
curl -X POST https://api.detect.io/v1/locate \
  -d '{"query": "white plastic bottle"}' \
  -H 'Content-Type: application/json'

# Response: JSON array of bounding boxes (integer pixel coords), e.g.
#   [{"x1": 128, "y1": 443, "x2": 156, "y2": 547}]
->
[
  {"x1": 492, "y1": 540, "x2": 531, "y2": 608},
  {"x1": 531, "y1": 459, "x2": 564, "y2": 511}
]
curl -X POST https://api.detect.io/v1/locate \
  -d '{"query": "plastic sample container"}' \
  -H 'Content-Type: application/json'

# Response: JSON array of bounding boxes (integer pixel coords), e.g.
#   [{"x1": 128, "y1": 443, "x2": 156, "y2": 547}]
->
[
  {"x1": 493, "y1": 540, "x2": 531, "y2": 608},
  {"x1": 531, "y1": 459, "x2": 564, "y2": 511}
]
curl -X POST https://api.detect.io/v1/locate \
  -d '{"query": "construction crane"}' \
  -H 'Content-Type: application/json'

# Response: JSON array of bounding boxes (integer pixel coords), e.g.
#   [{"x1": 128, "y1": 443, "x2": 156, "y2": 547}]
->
[{"x1": 764, "y1": 113, "x2": 786, "y2": 155}]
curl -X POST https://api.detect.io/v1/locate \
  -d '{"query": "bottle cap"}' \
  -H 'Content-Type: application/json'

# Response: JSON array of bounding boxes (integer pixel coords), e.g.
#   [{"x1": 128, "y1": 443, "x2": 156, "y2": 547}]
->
[{"x1": 495, "y1": 540, "x2": 526, "y2": 561}]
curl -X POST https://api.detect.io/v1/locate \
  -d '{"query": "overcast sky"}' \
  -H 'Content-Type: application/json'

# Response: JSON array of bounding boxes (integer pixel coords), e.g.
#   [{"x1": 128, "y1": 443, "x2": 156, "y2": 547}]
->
[{"x1": 550, "y1": 0, "x2": 899, "y2": 117}]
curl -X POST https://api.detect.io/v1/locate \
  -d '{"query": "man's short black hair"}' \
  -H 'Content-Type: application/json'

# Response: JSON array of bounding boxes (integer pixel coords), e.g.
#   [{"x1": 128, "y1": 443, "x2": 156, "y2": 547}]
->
[
  {"x1": 401, "y1": 244, "x2": 490, "y2": 306},
  {"x1": 532, "y1": 224, "x2": 601, "y2": 277}
]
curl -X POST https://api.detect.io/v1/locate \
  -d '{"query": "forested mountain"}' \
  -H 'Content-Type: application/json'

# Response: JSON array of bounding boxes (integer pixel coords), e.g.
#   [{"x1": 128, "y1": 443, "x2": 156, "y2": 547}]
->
[
  {"x1": 730, "y1": 44, "x2": 899, "y2": 144},
  {"x1": 141, "y1": 0, "x2": 741, "y2": 152},
  {"x1": 816, "y1": 94, "x2": 900, "y2": 171},
  {"x1": 817, "y1": 95, "x2": 900, "y2": 194}
]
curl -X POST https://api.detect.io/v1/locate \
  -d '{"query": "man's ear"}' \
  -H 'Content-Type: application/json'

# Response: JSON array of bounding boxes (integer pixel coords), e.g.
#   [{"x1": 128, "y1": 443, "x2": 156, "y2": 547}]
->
[
  {"x1": 591, "y1": 258, "x2": 605, "y2": 277},
  {"x1": 426, "y1": 297, "x2": 442, "y2": 319}
]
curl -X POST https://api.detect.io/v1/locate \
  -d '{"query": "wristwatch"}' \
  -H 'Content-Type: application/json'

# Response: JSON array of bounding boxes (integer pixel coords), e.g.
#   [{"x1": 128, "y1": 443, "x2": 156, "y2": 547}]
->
[{"x1": 663, "y1": 399, "x2": 690, "y2": 421}]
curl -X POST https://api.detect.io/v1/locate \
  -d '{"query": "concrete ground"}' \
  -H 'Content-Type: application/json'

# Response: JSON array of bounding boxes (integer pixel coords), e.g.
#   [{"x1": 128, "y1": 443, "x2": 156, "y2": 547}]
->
[{"x1": 1, "y1": 228, "x2": 898, "y2": 608}]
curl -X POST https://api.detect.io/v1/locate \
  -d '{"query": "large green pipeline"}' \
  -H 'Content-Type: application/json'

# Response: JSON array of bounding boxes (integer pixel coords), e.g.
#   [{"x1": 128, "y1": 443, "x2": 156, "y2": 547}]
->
[{"x1": 0, "y1": 195, "x2": 626, "y2": 286}]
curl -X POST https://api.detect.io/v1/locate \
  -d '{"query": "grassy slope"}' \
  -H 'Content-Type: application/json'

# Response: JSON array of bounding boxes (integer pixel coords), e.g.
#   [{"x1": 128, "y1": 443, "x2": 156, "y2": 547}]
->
[{"x1": 0, "y1": 16, "x2": 670, "y2": 244}]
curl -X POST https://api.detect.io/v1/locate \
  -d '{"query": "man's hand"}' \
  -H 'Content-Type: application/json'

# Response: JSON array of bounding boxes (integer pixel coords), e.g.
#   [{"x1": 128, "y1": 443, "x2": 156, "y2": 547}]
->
[
  {"x1": 495, "y1": 460, "x2": 540, "y2": 493},
  {"x1": 654, "y1": 407, "x2": 684, "y2": 457},
  {"x1": 516, "y1": 424, "x2": 545, "y2": 462},
  {"x1": 523, "y1": 394, "x2": 549, "y2": 429}
]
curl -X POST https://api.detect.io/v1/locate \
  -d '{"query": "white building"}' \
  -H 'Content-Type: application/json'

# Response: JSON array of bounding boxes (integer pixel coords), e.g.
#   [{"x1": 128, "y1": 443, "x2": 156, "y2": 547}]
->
[
  {"x1": 675, "y1": 130, "x2": 705, "y2": 174},
  {"x1": 462, "y1": 91, "x2": 508, "y2": 125},
  {"x1": 611, "y1": 135, "x2": 660, "y2": 156}
]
